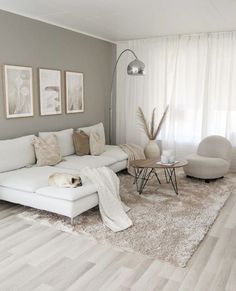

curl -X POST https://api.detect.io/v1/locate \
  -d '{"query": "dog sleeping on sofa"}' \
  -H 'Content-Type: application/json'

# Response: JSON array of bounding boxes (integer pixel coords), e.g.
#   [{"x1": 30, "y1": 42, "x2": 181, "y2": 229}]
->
[{"x1": 48, "y1": 173, "x2": 82, "y2": 188}]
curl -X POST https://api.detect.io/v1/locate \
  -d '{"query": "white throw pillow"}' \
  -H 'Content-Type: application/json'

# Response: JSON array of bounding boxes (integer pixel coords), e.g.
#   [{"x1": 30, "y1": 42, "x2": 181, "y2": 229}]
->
[
  {"x1": 39, "y1": 128, "x2": 74, "y2": 157},
  {"x1": 89, "y1": 132, "x2": 105, "y2": 155},
  {"x1": 0, "y1": 135, "x2": 36, "y2": 173},
  {"x1": 78, "y1": 122, "x2": 106, "y2": 145}
]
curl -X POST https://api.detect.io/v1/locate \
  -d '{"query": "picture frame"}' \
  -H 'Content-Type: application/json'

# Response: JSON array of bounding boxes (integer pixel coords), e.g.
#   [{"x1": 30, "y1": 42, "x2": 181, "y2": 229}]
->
[
  {"x1": 39, "y1": 68, "x2": 62, "y2": 116},
  {"x1": 3, "y1": 65, "x2": 34, "y2": 119},
  {"x1": 65, "y1": 71, "x2": 84, "y2": 114}
]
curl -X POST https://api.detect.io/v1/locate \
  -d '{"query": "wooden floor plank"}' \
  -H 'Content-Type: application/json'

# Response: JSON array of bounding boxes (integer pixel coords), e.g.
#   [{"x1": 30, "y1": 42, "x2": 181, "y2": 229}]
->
[
  {"x1": 225, "y1": 260, "x2": 236, "y2": 291},
  {"x1": 0, "y1": 182, "x2": 235, "y2": 291}
]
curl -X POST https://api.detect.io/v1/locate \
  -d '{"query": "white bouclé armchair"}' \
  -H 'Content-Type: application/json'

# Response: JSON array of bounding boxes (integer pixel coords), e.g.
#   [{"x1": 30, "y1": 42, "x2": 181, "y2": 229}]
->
[{"x1": 184, "y1": 135, "x2": 232, "y2": 182}]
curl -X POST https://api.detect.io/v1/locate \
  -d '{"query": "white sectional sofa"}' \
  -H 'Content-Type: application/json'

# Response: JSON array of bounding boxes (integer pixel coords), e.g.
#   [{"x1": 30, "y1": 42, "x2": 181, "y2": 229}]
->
[{"x1": 0, "y1": 129, "x2": 128, "y2": 223}]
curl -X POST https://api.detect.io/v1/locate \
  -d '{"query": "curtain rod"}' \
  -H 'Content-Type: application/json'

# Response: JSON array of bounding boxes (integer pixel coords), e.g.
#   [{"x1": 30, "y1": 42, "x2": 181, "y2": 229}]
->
[{"x1": 117, "y1": 30, "x2": 236, "y2": 44}]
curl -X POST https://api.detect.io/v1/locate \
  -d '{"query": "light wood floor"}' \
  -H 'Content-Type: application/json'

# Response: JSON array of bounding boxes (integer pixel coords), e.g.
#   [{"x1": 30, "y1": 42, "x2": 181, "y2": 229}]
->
[{"x1": 0, "y1": 186, "x2": 236, "y2": 291}]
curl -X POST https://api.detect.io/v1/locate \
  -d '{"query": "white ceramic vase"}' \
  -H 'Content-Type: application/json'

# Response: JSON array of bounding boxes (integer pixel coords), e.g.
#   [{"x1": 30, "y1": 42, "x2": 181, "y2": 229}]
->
[{"x1": 144, "y1": 140, "x2": 161, "y2": 159}]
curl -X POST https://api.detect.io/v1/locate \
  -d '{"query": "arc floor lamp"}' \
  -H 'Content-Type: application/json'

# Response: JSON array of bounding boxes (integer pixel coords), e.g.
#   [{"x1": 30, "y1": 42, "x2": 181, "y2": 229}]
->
[{"x1": 109, "y1": 48, "x2": 146, "y2": 144}]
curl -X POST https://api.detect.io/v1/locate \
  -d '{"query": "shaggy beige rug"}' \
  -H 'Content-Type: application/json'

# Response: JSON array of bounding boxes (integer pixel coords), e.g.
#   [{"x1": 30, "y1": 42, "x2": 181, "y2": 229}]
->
[{"x1": 18, "y1": 170, "x2": 235, "y2": 267}]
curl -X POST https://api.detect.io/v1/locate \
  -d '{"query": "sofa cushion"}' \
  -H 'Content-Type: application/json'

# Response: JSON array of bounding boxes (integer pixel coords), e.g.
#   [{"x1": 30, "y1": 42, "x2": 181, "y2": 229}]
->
[
  {"x1": 36, "y1": 178, "x2": 97, "y2": 201},
  {"x1": 109, "y1": 160, "x2": 128, "y2": 173},
  {"x1": 184, "y1": 154, "x2": 230, "y2": 179},
  {"x1": 78, "y1": 122, "x2": 106, "y2": 145},
  {"x1": 33, "y1": 135, "x2": 62, "y2": 166},
  {"x1": 89, "y1": 132, "x2": 105, "y2": 155},
  {"x1": 101, "y1": 145, "x2": 128, "y2": 162},
  {"x1": 39, "y1": 129, "x2": 74, "y2": 157},
  {"x1": 0, "y1": 166, "x2": 77, "y2": 193},
  {"x1": 0, "y1": 135, "x2": 36, "y2": 173},
  {"x1": 73, "y1": 131, "x2": 90, "y2": 156},
  {"x1": 55, "y1": 154, "x2": 117, "y2": 171},
  {"x1": 54, "y1": 145, "x2": 128, "y2": 172}
]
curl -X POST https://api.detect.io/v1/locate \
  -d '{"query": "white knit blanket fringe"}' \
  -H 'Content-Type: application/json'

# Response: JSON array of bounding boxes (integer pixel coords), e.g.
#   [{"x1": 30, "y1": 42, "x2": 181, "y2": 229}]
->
[
  {"x1": 82, "y1": 167, "x2": 133, "y2": 232},
  {"x1": 120, "y1": 144, "x2": 146, "y2": 175}
]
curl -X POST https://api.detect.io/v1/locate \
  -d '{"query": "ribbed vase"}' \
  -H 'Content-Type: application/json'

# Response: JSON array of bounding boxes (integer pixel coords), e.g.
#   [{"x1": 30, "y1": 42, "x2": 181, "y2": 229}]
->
[{"x1": 144, "y1": 140, "x2": 161, "y2": 159}]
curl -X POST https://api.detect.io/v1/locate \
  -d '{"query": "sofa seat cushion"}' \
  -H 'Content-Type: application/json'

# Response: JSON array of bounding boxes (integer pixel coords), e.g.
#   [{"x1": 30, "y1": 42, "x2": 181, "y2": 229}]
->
[
  {"x1": 184, "y1": 154, "x2": 230, "y2": 179},
  {"x1": 55, "y1": 154, "x2": 117, "y2": 171},
  {"x1": 36, "y1": 178, "x2": 97, "y2": 202},
  {"x1": 0, "y1": 166, "x2": 78, "y2": 193},
  {"x1": 101, "y1": 145, "x2": 128, "y2": 163},
  {"x1": 54, "y1": 145, "x2": 128, "y2": 172}
]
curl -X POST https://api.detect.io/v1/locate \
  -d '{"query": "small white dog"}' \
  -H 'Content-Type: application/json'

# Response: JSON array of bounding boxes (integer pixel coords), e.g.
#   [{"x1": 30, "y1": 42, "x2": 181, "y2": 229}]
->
[{"x1": 48, "y1": 173, "x2": 82, "y2": 188}]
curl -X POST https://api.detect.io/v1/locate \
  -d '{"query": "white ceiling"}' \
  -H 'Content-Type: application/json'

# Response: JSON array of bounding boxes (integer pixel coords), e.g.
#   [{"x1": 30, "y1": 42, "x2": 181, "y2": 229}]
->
[{"x1": 0, "y1": 0, "x2": 236, "y2": 42}]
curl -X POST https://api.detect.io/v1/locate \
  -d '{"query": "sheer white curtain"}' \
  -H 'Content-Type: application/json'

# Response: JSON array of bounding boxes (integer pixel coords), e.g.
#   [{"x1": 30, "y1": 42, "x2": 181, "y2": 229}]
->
[{"x1": 116, "y1": 32, "x2": 236, "y2": 158}]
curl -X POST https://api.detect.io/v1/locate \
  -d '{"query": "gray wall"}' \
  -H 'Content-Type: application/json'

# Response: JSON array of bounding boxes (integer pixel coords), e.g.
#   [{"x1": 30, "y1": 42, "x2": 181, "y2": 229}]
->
[{"x1": 0, "y1": 10, "x2": 116, "y2": 141}]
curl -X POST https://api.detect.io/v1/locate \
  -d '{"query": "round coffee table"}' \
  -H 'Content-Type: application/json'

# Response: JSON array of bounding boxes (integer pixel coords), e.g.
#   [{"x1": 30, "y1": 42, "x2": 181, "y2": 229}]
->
[{"x1": 130, "y1": 159, "x2": 188, "y2": 195}]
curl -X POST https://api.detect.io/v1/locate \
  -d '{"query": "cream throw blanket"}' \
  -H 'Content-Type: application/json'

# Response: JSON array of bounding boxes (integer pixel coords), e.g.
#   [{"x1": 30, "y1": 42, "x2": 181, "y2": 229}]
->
[
  {"x1": 120, "y1": 144, "x2": 146, "y2": 175},
  {"x1": 82, "y1": 167, "x2": 132, "y2": 232}
]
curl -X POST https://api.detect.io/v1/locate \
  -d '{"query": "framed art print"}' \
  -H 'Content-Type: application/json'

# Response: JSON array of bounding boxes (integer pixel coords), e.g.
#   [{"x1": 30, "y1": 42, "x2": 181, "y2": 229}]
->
[
  {"x1": 4, "y1": 65, "x2": 34, "y2": 119},
  {"x1": 39, "y1": 68, "x2": 62, "y2": 116},
  {"x1": 65, "y1": 71, "x2": 84, "y2": 113}
]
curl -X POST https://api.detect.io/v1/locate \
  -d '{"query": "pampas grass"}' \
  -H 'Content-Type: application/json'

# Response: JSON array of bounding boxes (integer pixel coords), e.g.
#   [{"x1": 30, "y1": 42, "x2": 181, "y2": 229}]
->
[{"x1": 137, "y1": 106, "x2": 169, "y2": 140}]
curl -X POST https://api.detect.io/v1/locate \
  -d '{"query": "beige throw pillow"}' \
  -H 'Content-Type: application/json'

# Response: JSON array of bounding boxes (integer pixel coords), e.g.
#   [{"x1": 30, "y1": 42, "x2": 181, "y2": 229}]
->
[
  {"x1": 39, "y1": 128, "x2": 74, "y2": 157},
  {"x1": 73, "y1": 131, "x2": 90, "y2": 156},
  {"x1": 89, "y1": 132, "x2": 105, "y2": 155},
  {"x1": 32, "y1": 135, "x2": 62, "y2": 166}
]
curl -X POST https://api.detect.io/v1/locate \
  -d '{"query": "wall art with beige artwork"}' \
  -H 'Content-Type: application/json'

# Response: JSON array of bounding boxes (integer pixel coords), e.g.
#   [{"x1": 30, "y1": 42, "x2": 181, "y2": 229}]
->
[
  {"x1": 4, "y1": 65, "x2": 34, "y2": 119},
  {"x1": 39, "y1": 68, "x2": 62, "y2": 116},
  {"x1": 65, "y1": 71, "x2": 84, "y2": 113}
]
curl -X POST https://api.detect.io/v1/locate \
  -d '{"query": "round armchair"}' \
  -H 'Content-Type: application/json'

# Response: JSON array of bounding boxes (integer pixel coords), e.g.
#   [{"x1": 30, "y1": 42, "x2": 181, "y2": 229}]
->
[{"x1": 184, "y1": 135, "x2": 232, "y2": 181}]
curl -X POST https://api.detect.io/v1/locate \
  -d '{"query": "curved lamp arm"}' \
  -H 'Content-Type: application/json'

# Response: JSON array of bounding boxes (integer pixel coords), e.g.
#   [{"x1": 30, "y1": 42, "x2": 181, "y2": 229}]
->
[{"x1": 109, "y1": 49, "x2": 139, "y2": 144}]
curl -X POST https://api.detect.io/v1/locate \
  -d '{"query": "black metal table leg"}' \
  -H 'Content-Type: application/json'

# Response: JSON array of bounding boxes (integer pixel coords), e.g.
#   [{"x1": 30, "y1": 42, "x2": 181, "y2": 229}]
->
[
  {"x1": 133, "y1": 168, "x2": 143, "y2": 192},
  {"x1": 133, "y1": 168, "x2": 142, "y2": 185},
  {"x1": 133, "y1": 167, "x2": 161, "y2": 194},
  {"x1": 153, "y1": 169, "x2": 161, "y2": 184},
  {"x1": 132, "y1": 165, "x2": 180, "y2": 195},
  {"x1": 164, "y1": 168, "x2": 171, "y2": 183},
  {"x1": 138, "y1": 168, "x2": 153, "y2": 194},
  {"x1": 131, "y1": 160, "x2": 187, "y2": 196},
  {"x1": 164, "y1": 167, "x2": 178, "y2": 195}
]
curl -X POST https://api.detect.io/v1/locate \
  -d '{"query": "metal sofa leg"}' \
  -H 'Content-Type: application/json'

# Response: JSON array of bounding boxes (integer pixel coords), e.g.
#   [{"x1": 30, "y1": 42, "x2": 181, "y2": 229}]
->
[
  {"x1": 71, "y1": 217, "x2": 74, "y2": 226},
  {"x1": 70, "y1": 216, "x2": 79, "y2": 226}
]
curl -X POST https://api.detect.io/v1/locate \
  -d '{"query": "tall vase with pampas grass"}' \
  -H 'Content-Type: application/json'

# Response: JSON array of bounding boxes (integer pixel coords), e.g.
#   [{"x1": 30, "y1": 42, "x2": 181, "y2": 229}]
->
[{"x1": 137, "y1": 106, "x2": 169, "y2": 159}]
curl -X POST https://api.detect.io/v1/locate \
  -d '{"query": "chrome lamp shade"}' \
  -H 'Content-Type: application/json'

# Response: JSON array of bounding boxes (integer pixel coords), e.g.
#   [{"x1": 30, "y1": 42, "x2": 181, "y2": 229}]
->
[{"x1": 127, "y1": 59, "x2": 145, "y2": 75}]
